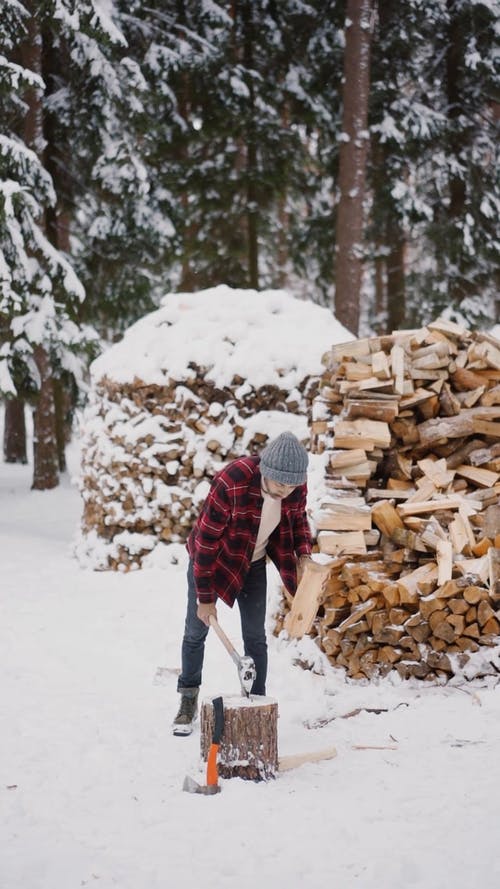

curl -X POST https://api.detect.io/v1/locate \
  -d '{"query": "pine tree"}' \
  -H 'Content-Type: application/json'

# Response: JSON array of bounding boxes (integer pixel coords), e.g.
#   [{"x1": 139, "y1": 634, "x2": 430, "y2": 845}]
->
[
  {"x1": 125, "y1": 0, "x2": 320, "y2": 293},
  {"x1": 66, "y1": 0, "x2": 177, "y2": 333},
  {"x1": 367, "y1": 0, "x2": 499, "y2": 332},
  {"x1": 431, "y1": 0, "x2": 499, "y2": 325},
  {"x1": 367, "y1": 0, "x2": 441, "y2": 333},
  {"x1": 0, "y1": 2, "x2": 97, "y2": 485},
  {"x1": 271, "y1": 0, "x2": 344, "y2": 303}
]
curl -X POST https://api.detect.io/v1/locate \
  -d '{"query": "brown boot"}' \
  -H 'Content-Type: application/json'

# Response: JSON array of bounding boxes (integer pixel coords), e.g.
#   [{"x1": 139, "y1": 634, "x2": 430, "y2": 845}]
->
[{"x1": 172, "y1": 688, "x2": 199, "y2": 736}]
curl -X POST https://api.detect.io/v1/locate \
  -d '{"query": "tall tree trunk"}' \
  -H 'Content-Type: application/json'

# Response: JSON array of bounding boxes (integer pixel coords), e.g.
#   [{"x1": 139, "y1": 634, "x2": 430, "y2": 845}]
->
[
  {"x1": 53, "y1": 378, "x2": 69, "y2": 473},
  {"x1": 276, "y1": 195, "x2": 289, "y2": 288},
  {"x1": 23, "y1": 3, "x2": 59, "y2": 489},
  {"x1": 386, "y1": 216, "x2": 406, "y2": 332},
  {"x1": 371, "y1": 136, "x2": 387, "y2": 334},
  {"x1": 242, "y1": 0, "x2": 259, "y2": 289},
  {"x1": 42, "y1": 24, "x2": 73, "y2": 471},
  {"x1": 276, "y1": 105, "x2": 290, "y2": 287},
  {"x1": 334, "y1": 0, "x2": 373, "y2": 335},
  {"x1": 177, "y1": 72, "x2": 201, "y2": 294},
  {"x1": 3, "y1": 398, "x2": 27, "y2": 464},
  {"x1": 175, "y1": 2, "x2": 197, "y2": 293},
  {"x1": 373, "y1": 250, "x2": 386, "y2": 333},
  {"x1": 445, "y1": 0, "x2": 467, "y2": 305},
  {"x1": 32, "y1": 346, "x2": 58, "y2": 490}
]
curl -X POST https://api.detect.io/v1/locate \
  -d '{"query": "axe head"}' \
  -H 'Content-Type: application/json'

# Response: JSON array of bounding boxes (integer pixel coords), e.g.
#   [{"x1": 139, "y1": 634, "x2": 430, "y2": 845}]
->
[
  {"x1": 238, "y1": 655, "x2": 256, "y2": 696},
  {"x1": 182, "y1": 774, "x2": 221, "y2": 795}
]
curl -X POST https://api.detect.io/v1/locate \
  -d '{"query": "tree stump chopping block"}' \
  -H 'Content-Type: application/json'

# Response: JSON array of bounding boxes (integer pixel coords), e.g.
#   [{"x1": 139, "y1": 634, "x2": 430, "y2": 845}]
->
[{"x1": 200, "y1": 695, "x2": 278, "y2": 781}]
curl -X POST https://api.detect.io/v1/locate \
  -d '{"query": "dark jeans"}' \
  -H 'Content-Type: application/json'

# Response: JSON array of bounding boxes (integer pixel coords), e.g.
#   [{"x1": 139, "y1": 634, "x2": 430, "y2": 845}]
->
[{"x1": 178, "y1": 557, "x2": 268, "y2": 696}]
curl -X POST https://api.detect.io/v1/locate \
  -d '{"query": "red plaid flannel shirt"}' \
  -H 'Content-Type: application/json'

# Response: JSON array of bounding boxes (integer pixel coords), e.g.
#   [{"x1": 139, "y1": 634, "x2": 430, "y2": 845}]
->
[{"x1": 186, "y1": 455, "x2": 312, "y2": 606}]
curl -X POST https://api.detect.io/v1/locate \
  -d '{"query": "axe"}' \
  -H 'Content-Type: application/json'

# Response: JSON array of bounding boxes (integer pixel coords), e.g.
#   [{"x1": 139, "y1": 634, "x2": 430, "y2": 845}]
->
[
  {"x1": 183, "y1": 696, "x2": 224, "y2": 795},
  {"x1": 209, "y1": 614, "x2": 256, "y2": 697}
]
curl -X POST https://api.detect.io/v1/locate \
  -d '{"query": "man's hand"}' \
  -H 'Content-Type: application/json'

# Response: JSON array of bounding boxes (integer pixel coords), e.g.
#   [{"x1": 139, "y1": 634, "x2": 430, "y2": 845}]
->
[{"x1": 197, "y1": 602, "x2": 217, "y2": 626}]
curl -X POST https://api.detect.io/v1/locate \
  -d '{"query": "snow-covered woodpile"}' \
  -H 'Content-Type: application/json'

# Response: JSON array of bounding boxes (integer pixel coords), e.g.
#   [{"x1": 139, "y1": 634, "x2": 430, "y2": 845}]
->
[
  {"x1": 76, "y1": 286, "x2": 352, "y2": 570},
  {"x1": 277, "y1": 318, "x2": 500, "y2": 681}
]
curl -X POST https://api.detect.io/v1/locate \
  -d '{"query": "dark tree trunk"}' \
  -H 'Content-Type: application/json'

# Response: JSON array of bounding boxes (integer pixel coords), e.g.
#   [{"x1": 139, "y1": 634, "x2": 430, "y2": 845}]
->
[
  {"x1": 177, "y1": 73, "x2": 200, "y2": 294},
  {"x1": 276, "y1": 195, "x2": 289, "y2": 288},
  {"x1": 42, "y1": 23, "x2": 74, "y2": 471},
  {"x1": 445, "y1": 0, "x2": 467, "y2": 304},
  {"x1": 242, "y1": 0, "x2": 259, "y2": 289},
  {"x1": 22, "y1": 4, "x2": 44, "y2": 151},
  {"x1": 371, "y1": 0, "x2": 407, "y2": 336},
  {"x1": 23, "y1": 5, "x2": 59, "y2": 489},
  {"x1": 32, "y1": 345, "x2": 58, "y2": 489},
  {"x1": 386, "y1": 219, "x2": 406, "y2": 332},
  {"x1": 373, "y1": 250, "x2": 386, "y2": 333},
  {"x1": 53, "y1": 377, "x2": 70, "y2": 472},
  {"x1": 275, "y1": 106, "x2": 290, "y2": 287},
  {"x1": 370, "y1": 137, "x2": 387, "y2": 334},
  {"x1": 446, "y1": 1, "x2": 466, "y2": 219},
  {"x1": 334, "y1": 0, "x2": 373, "y2": 335},
  {"x1": 3, "y1": 398, "x2": 27, "y2": 464},
  {"x1": 175, "y1": 6, "x2": 197, "y2": 293}
]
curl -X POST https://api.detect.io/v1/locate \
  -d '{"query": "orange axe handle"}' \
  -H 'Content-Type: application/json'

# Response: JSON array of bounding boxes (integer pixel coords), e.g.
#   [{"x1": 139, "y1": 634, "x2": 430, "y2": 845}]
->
[
  {"x1": 206, "y1": 743, "x2": 220, "y2": 786},
  {"x1": 206, "y1": 696, "x2": 224, "y2": 787}
]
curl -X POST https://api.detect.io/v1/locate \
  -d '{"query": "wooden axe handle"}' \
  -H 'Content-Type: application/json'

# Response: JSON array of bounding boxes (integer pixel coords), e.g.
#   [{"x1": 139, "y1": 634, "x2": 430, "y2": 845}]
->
[{"x1": 209, "y1": 614, "x2": 239, "y2": 664}]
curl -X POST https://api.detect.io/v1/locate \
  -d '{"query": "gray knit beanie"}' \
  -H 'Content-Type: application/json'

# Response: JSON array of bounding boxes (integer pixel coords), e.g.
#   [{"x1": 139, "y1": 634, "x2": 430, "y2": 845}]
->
[{"x1": 260, "y1": 432, "x2": 308, "y2": 486}]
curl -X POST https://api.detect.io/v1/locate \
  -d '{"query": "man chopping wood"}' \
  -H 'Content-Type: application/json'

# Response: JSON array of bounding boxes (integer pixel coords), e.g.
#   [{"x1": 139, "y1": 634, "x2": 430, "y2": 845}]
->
[{"x1": 173, "y1": 431, "x2": 312, "y2": 735}]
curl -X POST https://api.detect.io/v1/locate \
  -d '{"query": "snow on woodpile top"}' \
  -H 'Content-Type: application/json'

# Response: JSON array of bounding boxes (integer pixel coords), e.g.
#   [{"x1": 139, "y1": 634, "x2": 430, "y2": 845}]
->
[
  {"x1": 79, "y1": 287, "x2": 354, "y2": 569},
  {"x1": 90, "y1": 285, "x2": 354, "y2": 388}
]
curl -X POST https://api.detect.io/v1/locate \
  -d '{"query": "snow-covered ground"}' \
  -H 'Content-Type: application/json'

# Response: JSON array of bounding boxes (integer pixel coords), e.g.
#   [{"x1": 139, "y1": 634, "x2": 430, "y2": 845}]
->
[{"x1": 2, "y1": 424, "x2": 500, "y2": 889}]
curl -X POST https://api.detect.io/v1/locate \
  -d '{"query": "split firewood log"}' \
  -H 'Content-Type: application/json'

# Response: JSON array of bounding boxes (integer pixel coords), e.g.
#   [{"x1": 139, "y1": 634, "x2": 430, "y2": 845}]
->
[{"x1": 287, "y1": 321, "x2": 500, "y2": 682}]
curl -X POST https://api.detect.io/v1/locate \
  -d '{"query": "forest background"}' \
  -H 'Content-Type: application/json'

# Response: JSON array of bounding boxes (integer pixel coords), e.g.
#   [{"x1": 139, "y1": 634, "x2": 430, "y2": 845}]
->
[{"x1": 1, "y1": 0, "x2": 499, "y2": 490}]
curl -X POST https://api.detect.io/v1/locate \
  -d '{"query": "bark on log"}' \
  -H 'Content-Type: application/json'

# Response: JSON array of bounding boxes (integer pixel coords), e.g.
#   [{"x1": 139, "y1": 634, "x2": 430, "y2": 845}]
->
[
  {"x1": 418, "y1": 407, "x2": 500, "y2": 448},
  {"x1": 200, "y1": 696, "x2": 278, "y2": 781}
]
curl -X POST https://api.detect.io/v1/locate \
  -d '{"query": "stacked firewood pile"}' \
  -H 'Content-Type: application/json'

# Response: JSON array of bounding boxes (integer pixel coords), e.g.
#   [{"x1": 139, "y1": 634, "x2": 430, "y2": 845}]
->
[
  {"x1": 78, "y1": 373, "x2": 310, "y2": 570},
  {"x1": 77, "y1": 287, "x2": 348, "y2": 570},
  {"x1": 278, "y1": 318, "x2": 500, "y2": 681}
]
